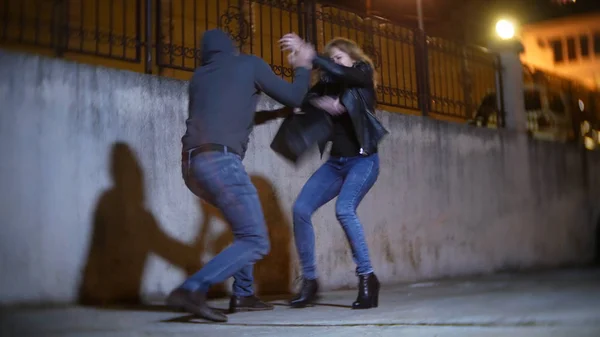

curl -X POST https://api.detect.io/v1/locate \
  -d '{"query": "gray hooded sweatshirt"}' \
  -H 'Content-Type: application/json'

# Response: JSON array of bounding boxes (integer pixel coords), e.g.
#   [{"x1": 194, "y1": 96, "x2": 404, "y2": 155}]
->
[{"x1": 181, "y1": 29, "x2": 311, "y2": 158}]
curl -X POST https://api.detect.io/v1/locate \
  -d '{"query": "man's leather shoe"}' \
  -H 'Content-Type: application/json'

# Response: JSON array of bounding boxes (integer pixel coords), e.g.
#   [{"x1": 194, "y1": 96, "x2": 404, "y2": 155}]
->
[
  {"x1": 166, "y1": 287, "x2": 228, "y2": 322},
  {"x1": 229, "y1": 295, "x2": 274, "y2": 313}
]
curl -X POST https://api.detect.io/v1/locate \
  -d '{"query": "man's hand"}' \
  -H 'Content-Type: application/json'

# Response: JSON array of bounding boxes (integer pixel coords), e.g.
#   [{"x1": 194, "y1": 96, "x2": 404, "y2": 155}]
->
[
  {"x1": 280, "y1": 33, "x2": 315, "y2": 69},
  {"x1": 310, "y1": 97, "x2": 346, "y2": 116}
]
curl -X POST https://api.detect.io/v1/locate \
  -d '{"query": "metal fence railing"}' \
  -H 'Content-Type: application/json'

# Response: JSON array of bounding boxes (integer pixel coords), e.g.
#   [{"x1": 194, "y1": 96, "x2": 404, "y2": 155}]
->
[
  {"x1": 1, "y1": 0, "x2": 503, "y2": 123},
  {"x1": 310, "y1": 4, "x2": 422, "y2": 111},
  {"x1": 1, "y1": 0, "x2": 142, "y2": 62}
]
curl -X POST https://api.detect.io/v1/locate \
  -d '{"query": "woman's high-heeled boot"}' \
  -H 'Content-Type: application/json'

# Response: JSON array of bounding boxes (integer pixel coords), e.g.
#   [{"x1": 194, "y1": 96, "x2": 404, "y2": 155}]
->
[
  {"x1": 352, "y1": 272, "x2": 380, "y2": 309},
  {"x1": 290, "y1": 278, "x2": 319, "y2": 308}
]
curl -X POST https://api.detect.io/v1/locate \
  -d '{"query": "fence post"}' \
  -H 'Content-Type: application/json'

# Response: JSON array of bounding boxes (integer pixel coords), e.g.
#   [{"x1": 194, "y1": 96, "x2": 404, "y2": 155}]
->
[
  {"x1": 300, "y1": 0, "x2": 317, "y2": 46},
  {"x1": 310, "y1": 1, "x2": 317, "y2": 46},
  {"x1": 297, "y1": 1, "x2": 304, "y2": 41},
  {"x1": 155, "y1": 0, "x2": 162, "y2": 71},
  {"x1": 495, "y1": 54, "x2": 507, "y2": 128},
  {"x1": 489, "y1": 39, "x2": 526, "y2": 132},
  {"x1": 460, "y1": 47, "x2": 473, "y2": 119},
  {"x1": 52, "y1": 0, "x2": 66, "y2": 57},
  {"x1": 414, "y1": 28, "x2": 429, "y2": 117},
  {"x1": 145, "y1": 0, "x2": 152, "y2": 74}
]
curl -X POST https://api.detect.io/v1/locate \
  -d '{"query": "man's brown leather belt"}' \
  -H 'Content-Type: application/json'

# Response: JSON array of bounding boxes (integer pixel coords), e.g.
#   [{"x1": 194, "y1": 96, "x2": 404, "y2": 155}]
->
[{"x1": 182, "y1": 144, "x2": 240, "y2": 162}]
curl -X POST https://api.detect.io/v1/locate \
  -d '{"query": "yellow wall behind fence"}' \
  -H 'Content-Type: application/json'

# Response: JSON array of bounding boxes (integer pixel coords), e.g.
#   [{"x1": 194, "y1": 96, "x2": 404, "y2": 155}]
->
[{"x1": 1, "y1": 0, "x2": 499, "y2": 120}]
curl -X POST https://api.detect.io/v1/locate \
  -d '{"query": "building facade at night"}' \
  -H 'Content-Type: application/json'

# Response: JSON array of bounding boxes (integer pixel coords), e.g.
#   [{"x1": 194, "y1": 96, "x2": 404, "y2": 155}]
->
[{"x1": 520, "y1": 12, "x2": 600, "y2": 90}]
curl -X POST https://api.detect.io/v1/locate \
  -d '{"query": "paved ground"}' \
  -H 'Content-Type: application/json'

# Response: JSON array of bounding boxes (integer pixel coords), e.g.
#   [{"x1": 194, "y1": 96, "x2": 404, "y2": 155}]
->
[{"x1": 1, "y1": 268, "x2": 600, "y2": 336}]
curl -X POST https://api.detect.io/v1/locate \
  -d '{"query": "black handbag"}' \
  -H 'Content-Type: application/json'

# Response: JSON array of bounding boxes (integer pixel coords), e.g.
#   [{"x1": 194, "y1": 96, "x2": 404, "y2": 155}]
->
[{"x1": 270, "y1": 106, "x2": 333, "y2": 164}]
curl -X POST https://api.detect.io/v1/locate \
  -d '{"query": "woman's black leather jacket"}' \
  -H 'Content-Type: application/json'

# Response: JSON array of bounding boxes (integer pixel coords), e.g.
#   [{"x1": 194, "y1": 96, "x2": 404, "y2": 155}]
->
[{"x1": 308, "y1": 55, "x2": 389, "y2": 156}]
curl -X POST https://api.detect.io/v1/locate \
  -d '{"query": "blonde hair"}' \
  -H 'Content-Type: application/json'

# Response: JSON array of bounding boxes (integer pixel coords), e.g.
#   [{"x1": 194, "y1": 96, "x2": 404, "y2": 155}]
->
[{"x1": 323, "y1": 37, "x2": 377, "y2": 86}]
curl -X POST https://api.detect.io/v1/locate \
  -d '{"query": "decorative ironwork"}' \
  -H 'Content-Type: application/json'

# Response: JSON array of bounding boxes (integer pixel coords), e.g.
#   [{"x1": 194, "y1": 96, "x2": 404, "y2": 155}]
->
[
  {"x1": 270, "y1": 64, "x2": 294, "y2": 78},
  {"x1": 1, "y1": 0, "x2": 142, "y2": 62},
  {"x1": 361, "y1": 43, "x2": 381, "y2": 69},
  {"x1": 220, "y1": 6, "x2": 250, "y2": 48},
  {"x1": 312, "y1": 9, "x2": 365, "y2": 30},
  {"x1": 159, "y1": 43, "x2": 202, "y2": 60},
  {"x1": 377, "y1": 85, "x2": 419, "y2": 101},
  {"x1": 250, "y1": 0, "x2": 298, "y2": 12},
  {"x1": 66, "y1": 28, "x2": 140, "y2": 49},
  {"x1": 2, "y1": 0, "x2": 504, "y2": 123}
]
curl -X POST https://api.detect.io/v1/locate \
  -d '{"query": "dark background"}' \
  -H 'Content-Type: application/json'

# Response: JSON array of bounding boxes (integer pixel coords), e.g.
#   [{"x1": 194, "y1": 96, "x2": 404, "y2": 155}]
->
[{"x1": 322, "y1": 0, "x2": 600, "y2": 44}]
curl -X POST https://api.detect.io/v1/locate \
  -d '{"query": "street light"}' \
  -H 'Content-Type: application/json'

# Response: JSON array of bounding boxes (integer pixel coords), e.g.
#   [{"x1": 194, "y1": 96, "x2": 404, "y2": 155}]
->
[{"x1": 495, "y1": 19, "x2": 515, "y2": 40}]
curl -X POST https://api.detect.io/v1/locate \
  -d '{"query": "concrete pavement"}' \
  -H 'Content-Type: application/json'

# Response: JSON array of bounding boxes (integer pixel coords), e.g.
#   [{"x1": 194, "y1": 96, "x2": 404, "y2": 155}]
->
[{"x1": 1, "y1": 268, "x2": 599, "y2": 336}]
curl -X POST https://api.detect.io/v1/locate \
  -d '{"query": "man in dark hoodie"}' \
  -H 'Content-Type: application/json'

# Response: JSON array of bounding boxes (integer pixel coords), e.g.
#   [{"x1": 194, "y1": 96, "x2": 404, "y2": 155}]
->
[{"x1": 166, "y1": 29, "x2": 315, "y2": 322}]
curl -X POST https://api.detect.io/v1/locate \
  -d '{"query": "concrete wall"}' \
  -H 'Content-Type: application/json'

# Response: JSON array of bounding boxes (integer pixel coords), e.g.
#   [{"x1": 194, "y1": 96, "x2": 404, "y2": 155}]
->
[
  {"x1": 0, "y1": 50, "x2": 597, "y2": 305},
  {"x1": 586, "y1": 151, "x2": 600, "y2": 265}
]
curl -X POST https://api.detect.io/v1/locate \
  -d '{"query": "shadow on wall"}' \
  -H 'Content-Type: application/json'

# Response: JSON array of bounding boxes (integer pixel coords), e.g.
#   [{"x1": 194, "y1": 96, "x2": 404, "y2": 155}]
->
[
  {"x1": 78, "y1": 142, "x2": 203, "y2": 306},
  {"x1": 596, "y1": 215, "x2": 600, "y2": 266},
  {"x1": 254, "y1": 106, "x2": 292, "y2": 126},
  {"x1": 251, "y1": 175, "x2": 293, "y2": 296},
  {"x1": 78, "y1": 142, "x2": 293, "y2": 305},
  {"x1": 203, "y1": 175, "x2": 294, "y2": 298}
]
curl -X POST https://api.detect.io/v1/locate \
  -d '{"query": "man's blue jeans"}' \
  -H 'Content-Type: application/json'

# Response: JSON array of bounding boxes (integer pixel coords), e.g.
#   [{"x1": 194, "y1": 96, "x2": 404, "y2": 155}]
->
[
  {"x1": 293, "y1": 154, "x2": 379, "y2": 280},
  {"x1": 179, "y1": 150, "x2": 270, "y2": 297}
]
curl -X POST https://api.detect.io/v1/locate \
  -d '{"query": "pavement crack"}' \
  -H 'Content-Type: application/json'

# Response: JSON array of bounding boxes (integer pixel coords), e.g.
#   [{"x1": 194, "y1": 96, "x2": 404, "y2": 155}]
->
[{"x1": 163, "y1": 320, "x2": 599, "y2": 328}]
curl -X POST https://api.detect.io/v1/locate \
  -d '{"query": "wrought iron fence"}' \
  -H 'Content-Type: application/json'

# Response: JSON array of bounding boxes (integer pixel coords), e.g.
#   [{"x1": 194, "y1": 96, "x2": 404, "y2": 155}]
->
[
  {"x1": 427, "y1": 38, "x2": 500, "y2": 119},
  {"x1": 309, "y1": 4, "x2": 421, "y2": 110},
  {"x1": 62, "y1": 0, "x2": 142, "y2": 62},
  {"x1": 1, "y1": 0, "x2": 142, "y2": 62},
  {"x1": 155, "y1": 0, "x2": 302, "y2": 77},
  {"x1": 1, "y1": 0, "x2": 503, "y2": 122},
  {"x1": 1, "y1": 0, "x2": 56, "y2": 49}
]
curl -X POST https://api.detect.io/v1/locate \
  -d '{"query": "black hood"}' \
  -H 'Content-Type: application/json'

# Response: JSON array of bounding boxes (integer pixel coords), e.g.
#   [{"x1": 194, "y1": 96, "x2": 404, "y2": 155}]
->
[{"x1": 201, "y1": 29, "x2": 235, "y2": 64}]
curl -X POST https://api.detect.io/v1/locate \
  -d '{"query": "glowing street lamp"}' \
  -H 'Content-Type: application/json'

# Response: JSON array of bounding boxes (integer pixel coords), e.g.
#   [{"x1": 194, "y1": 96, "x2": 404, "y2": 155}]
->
[{"x1": 495, "y1": 19, "x2": 515, "y2": 40}]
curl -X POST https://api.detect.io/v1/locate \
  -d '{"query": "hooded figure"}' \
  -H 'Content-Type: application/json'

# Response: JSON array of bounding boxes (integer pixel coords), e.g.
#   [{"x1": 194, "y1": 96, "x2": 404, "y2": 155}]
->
[
  {"x1": 182, "y1": 29, "x2": 310, "y2": 159},
  {"x1": 169, "y1": 29, "x2": 314, "y2": 322}
]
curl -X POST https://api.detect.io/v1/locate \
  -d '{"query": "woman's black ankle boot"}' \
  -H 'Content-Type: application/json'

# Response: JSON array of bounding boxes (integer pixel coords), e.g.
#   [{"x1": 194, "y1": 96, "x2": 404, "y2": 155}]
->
[
  {"x1": 352, "y1": 272, "x2": 380, "y2": 309},
  {"x1": 290, "y1": 278, "x2": 319, "y2": 308}
]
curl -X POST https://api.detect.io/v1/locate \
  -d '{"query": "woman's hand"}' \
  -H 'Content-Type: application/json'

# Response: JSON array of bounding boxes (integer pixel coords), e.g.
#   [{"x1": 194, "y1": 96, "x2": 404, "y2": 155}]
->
[{"x1": 310, "y1": 97, "x2": 346, "y2": 116}]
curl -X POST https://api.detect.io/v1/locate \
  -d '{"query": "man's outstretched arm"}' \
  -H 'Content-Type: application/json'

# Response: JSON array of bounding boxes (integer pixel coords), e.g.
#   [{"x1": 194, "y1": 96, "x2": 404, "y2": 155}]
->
[
  {"x1": 253, "y1": 59, "x2": 311, "y2": 108},
  {"x1": 253, "y1": 37, "x2": 315, "y2": 108}
]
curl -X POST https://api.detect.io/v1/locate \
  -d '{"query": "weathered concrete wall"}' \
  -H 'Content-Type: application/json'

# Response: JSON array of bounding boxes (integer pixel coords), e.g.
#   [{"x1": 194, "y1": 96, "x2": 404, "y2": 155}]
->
[
  {"x1": 0, "y1": 50, "x2": 596, "y2": 305},
  {"x1": 586, "y1": 151, "x2": 600, "y2": 264}
]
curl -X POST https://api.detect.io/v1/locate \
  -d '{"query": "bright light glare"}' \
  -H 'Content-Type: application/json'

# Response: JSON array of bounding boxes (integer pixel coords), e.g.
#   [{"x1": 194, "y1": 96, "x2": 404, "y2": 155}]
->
[
  {"x1": 578, "y1": 99, "x2": 585, "y2": 111},
  {"x1": 584, "y1": 136, "x2": 595, "y2": 150},
  {"x1": 582, "y1": 121, "x2": 591, "y2": 136},
  {"x1": 496, "y1": 20, "x2": 515, "y2": 40}
]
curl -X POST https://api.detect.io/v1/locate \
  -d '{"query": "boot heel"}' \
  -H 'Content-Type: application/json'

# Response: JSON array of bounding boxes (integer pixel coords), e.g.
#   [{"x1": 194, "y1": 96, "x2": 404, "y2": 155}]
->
[
  {"x1": 372, "y1": 290, "x2": 379, "y2": 308},
  {"x1": 290, "y1": 278, "x2": 319, "y2": 308},
  {"x1": 352, "y1": 273, "x2": 380, "y2": 310}
]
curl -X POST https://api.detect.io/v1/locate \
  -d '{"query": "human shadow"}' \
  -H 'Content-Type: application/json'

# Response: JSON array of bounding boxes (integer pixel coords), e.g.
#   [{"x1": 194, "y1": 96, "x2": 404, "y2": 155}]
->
[
  {"x1": 78, "y1": 142, "x2": 204, "y2": 307},
  {"x1": 252, "y1": 175, "x2": 293, "y2": 297},
  {"x1": 254, "y1": 106, "x2": 293, "y2": 126},
  {"x1": 204, "y1": 175, "x2": 294, "y2": 298}
]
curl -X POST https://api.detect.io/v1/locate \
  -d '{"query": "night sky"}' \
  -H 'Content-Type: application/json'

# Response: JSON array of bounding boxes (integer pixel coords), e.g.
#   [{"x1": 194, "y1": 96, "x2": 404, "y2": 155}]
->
[
  {"x1": 325, "y1": 0, "x2": 600, "y2": 44},
  {"x1": 464, "y1": 0, "x2": 600, "y2": 43},
  {"x1": 500, "y1": 0, "x2": 600, "y2": 23}
]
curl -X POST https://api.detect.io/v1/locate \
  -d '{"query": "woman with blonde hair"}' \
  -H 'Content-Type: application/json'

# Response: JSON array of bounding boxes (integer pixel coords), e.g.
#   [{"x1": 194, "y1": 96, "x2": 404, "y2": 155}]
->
[{"x1": 280, "y1": 37, "x2": 388, "y2": 309}]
